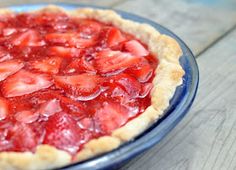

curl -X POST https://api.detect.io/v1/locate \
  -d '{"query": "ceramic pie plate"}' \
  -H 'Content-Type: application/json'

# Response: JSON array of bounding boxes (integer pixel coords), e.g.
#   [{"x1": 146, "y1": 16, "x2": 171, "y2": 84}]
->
[{"x1": 6, "y1": 3, "x2": 199, "y2": 170}]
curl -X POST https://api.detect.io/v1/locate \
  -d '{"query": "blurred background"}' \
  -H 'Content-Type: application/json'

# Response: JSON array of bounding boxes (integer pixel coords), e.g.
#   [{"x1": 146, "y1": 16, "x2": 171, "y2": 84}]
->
[{"x1": 1, "y1": 1, "x2": 236, "y2": 170}]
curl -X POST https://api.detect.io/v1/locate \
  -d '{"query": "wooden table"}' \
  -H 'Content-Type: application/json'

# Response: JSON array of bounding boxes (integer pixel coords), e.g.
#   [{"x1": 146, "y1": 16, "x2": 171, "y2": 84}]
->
[{"x1": 1, "y1": 1, "x2": 236, "y2": 170}]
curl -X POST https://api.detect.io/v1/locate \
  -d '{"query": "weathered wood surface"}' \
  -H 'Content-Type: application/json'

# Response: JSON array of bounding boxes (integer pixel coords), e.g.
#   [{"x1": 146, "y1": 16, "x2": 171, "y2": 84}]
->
[
  {"x1": 120, "y1": 28, "x2": 236, "y2": 170},
  {"x1": 114, "y1": 0, "x2": 236, "y2": 56}
]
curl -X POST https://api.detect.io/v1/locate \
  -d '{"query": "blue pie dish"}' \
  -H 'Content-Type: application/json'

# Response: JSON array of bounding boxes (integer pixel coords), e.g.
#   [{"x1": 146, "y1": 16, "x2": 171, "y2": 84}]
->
[{"x1": 8, "y1": 3, "x2": 199, "y2": 170}]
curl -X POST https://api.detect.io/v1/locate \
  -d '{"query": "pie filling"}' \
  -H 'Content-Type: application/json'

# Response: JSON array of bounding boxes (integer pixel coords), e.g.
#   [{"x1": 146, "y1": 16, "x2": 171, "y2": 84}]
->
[{"x1": 0, "y1": 11, "x2": 158, "y2": 156}]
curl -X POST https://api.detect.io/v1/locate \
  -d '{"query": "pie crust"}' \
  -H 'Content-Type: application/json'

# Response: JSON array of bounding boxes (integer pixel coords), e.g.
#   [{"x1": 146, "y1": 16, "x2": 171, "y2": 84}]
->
[{"x1": 0, "y1": 5, "x2": 184, "y2": 170}]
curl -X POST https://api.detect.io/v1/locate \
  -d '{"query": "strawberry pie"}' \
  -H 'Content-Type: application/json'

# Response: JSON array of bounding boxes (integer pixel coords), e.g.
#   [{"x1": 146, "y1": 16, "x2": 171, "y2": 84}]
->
[{"x1": 0, "y1": 5, "x2": 184, "y2": 170}]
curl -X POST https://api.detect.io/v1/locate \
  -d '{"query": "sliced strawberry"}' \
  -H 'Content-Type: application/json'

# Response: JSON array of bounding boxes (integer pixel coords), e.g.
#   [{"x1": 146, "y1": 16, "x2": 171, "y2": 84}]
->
[
  {"x1": 34, "y1": 12, "x2": 68, "y2": 24},
  {"x1": 113, "y1": 73, "x2": 141, "y2": 99},
  {"x1": 21, "y1": 90, "x2": 85, "y2": 117},
  {"x1": 78, "y1": 117, "x2": 95, "y2": 131},
  {"x1": 14, "y1": 110, "x2": 39, "y2": 123},
  {"x1": 0, "y1": 97, "x2": 9, "y2": 121},
  {"x1": 3, "y1": 28, "x2": 17, "y2": 36},
  {"x1": 43, "y1": 112, "x2": 82, "y2": 154},
  {"x1": 52, "y1": 93, "x2": 86, "y2": 117},
  {"x1": 45, "y1": 33, "x2": 96, "y2": 48},
  {"x1": 109, "y1": 86, "x2": 131, "y2": 105},
  {"x1": 124, "y1": 40, "x2": 149, "y2": 57},
  {"x1": 48, "y1": 46, "x2": 81, "y2": 58},
  {"x1": 104, "y1": 80, "x2": 140, "y2": 116},
  {"x1": 95, "y1": 102, "x2": 129, "y2": 133},
  {"x1": 127, "y1": 62, "x2": 154, "y2": 83},
  {"x1": 30, "y1": 56, "x2": 62, "y2": 74},
  {"x1": 65, "y1": 57, "x2": 96, "y2": 74},
  {"x1": 54, "y1": 73, "x2": 102, "y2": 101},
  {"x1": 94, "y1": 49, "x2": 143, "y2": 74},
  {"x1": 33, "y1": 12, "x2": 69, "y2": 30},
  {"x1": 10, "y1": 29, "x2": 45, "y2": 46},
  {"x1": 37, "y1": 99, "x2": 62, "y2": 117},
  {"x1": 0, "y1": 60, "x2": 24, "y2": 81},
  {"x1": 139, "y1": 83, "x2": 153, "y2": 98},
  {"x1": 52, "y1": 93, "x2": 84, "y2": 109},
  {"x1": 0, "y1": 54, "x2": 12, "y2": 63},
  {"x1": 8, "y1": 123, "x2": 39, "y2": 152},
  {"x1": 0, "y1": 22, "x2": 5, "y2": 33},
  {"x1": 78, "y1": 19, "x2": 103, "y2": 36},
  {"x1": 2, "y1": 70, "x2": 53, "y2": 97},
  {"x1": 106, "y1": 27, "x2": 125, "y2": 47},
  {"x1": 0, "y1": 47, "x2": 12, "y2": 62},
  {"x1": 0, "y1": 138, "x2": 12, "y2": 151}
]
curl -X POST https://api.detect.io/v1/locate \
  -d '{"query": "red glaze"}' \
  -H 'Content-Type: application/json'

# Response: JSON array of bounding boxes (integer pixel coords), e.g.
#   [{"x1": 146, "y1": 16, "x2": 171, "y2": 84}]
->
[{"x1": 0, "y1": 11, "x2": 158, "y2": 155}]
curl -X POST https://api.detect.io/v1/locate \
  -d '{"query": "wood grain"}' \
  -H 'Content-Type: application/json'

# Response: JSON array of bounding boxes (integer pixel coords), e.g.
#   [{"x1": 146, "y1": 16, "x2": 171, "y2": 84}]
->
[
  {"x1": 120, "y1": 28, "x2": 236, "y2": 170},
  {"x1": 114, "y1": 0, "x2": 236, "y2": 56}
]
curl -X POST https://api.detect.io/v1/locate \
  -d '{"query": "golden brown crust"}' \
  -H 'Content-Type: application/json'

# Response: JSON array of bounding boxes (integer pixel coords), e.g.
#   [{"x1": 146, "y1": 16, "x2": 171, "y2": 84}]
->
[
  {"x1": 0, "y1": 145, "x2": 71, "y2": 170},
  {"x1": 0, "y1": 5, "x2": 184, "y2": 170},
  {"x1": 75, "y1": 136, "x2": 121, "y2": 161}
]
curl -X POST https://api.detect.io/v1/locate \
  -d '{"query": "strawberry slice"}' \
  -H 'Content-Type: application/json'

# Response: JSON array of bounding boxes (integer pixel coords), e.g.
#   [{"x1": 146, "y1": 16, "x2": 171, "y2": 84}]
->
[
  {"x1": 14, "y1": 110, "x2": 39, "y2": 123},
  {"x1": 0, "y1": 22, "x2": 5, "y2": 33},
  {"x1": 8, "y1": 123, "x2": 39, "y2": 152},
  {"x1": 0, "y1": 60, "x2": 24, "y2": 81},
  {"x1": 33, "y1": 12, "x2": 69, "y2": 30},
  {"x1": 113, "y1": 73, "x2": 141, "y2": 99},
  {"x1": 78, "y1": 19, "x2": 103, "y2": 36},
  {"x1": 0, "y1": 97, "x2": 9, "y2": 121},
  {"x1": 37, "y1": 99, "x2": 62, "y2": 117},
  {"x1": 54, "y1": 73, "x2": 102, "y2": 101},
  {"x1": 0, "y1": 47, "x2": 12, "y2": 62},
  {"x1": 11, "y1": 29, "x2": 45, "y2": 46},
  {"x1": 124, "y1": 40, "x2": 149, "y2": 57},
  {"x1": 45, "y1": 33, "x2": 96, "y2": 48},
  {"x1": 94, "y1": 49, "x2": 143, "y2": 74},
  {"x1": 0, "y1": 138, "x2": 12, "y2": 151},
  {"x1": 47, "y1": 46, "x2": 81, "y2": 58},
  {"x1": 108, "y1": 86, "x2": 132, "y2": 106},
  {"x1": 2, "y1": 70, "x2": 53, "y2": 97},
  {"x1": 65, "y1": 57, "x2": 96, "y2": 74},
  {"x1": 78, "y1": 117, "x2": 95, "y2": 131},
  {"x1": 3, "y1": 28, "x2": 17, "y2": 36},
  {"x1": 43, "y1": 112, "x2": 82, "y2": 154},
  {"x1": 95, "y1": 102, "x2": 129, "y2": 133},
  {"x1": 127, "y1": 62, "x2": 154, "y2": 83},
  {"x1": 19, "y1": 90, "x2": 85, "y2": 117},
  {"x1": 30, "y1": 56, "x2": 62, "y2": 74},
  {"x1": 34, "y1": 12, "x2": 68, "y2": 24},
  {"x1": 106, "y1": 27, "x2": 125, "y2": 47},
  {"x1": 139, "y1": 83, "x2": 153, "y2": 98}
]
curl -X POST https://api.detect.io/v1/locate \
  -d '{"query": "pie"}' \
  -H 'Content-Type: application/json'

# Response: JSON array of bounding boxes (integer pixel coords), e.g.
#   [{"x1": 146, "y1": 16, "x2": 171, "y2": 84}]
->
[{"x1": 0, "y1": 5, "x2": 184, "y2": 170}]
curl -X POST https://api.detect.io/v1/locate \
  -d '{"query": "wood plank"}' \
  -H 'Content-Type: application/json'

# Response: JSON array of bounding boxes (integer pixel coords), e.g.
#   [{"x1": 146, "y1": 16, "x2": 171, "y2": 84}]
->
[
  {"x1": 0, "y1": 0, "x2": 122, "y2": 8},
  {"x1": 114, "y1": 0, "x2": 236, "y2": 55},
  {"x1": 120, "y1": 28, "x2": 236, "y2": 170}
]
